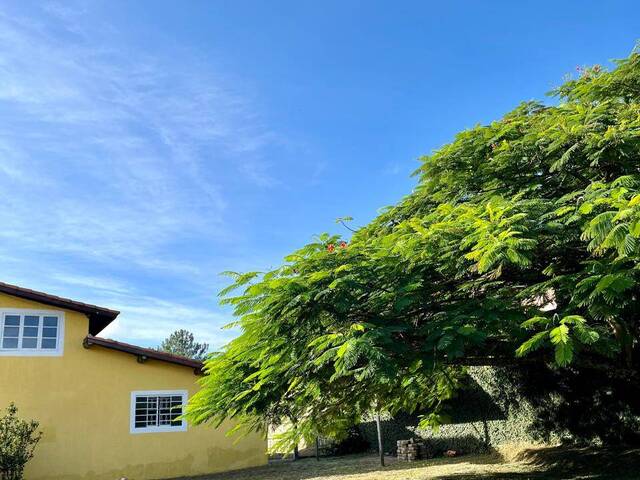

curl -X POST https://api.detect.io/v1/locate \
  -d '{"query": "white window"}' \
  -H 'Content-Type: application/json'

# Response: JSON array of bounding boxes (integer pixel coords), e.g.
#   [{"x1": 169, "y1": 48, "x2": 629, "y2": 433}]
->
[
  {"x1": 0, "y1": 310, "x2": 64, "y2": 356},
  {"x1": 130, "y1": 390, "x2": 188, "y2": 434}
]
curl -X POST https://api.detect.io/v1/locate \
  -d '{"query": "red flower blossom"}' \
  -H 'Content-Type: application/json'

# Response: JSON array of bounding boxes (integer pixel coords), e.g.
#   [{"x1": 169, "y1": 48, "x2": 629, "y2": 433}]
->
[
  {"x1": 327, "y1": 244, "x2": 335, "y2": 252},
  {"x1": 339, "y1": 241, "x2": 348, "y2": 248}
]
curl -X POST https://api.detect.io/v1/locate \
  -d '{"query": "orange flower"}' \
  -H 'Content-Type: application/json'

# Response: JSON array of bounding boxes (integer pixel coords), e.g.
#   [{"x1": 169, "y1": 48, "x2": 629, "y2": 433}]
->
[{"x1": 327, "y1": 244, "x2": 335, "y2": 252}]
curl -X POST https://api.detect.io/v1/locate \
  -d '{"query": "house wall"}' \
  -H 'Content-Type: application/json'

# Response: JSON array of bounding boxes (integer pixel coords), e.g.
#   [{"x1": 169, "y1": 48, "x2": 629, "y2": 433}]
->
[{"x1": 0, "y1": 293, "x2": 267, "y2": 480}]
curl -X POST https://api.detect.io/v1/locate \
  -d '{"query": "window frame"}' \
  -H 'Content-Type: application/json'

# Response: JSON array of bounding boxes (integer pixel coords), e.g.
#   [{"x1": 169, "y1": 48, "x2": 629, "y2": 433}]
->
[
  {"x1": 130, "y1": 390, "x2": 188, "y2": 434},
  {"x1": 0, "y1": 309, "x2": 65, "y2": 356}
]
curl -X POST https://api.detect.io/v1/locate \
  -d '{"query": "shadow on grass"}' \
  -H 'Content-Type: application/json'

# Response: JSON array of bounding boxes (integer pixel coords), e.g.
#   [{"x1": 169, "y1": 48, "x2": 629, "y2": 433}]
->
[
  {"x1": 435, "y1": 446, "x2": 640, "y2": 480},
  {"x1": 179, "y1": 446, "x2": 640, "y2": 480},
  {"x1": 183, "y1": 452, "x2": 500, "y2": 480}
]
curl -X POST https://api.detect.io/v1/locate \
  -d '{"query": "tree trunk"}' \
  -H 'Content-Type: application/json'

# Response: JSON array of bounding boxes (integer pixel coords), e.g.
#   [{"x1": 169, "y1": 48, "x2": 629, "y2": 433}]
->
[
  {"x1": 375, "y1": 412, "x2": 385, "y2": 467},
  {"x1": 289, "y1": 415, "x2": 299, "y2": 461},
  {"x1": 316, "y1": 436, "x2": 320, "y2": 461}
]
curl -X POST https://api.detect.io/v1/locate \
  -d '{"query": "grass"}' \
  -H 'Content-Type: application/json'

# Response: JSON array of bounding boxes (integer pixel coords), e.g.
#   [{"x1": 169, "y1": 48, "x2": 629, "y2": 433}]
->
[{"x1": 179, "y1": 446, "x2": 640, "y2": 480}]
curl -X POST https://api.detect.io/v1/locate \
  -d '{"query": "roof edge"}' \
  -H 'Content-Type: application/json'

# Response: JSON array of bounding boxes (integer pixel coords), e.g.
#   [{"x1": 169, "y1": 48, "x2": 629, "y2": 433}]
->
[
  {"x1": 0, "y1": 282, "x2": 119, "y2": 336},
  {"x1": 83, "y1": 335, "x2": 204, "y2": 374}
]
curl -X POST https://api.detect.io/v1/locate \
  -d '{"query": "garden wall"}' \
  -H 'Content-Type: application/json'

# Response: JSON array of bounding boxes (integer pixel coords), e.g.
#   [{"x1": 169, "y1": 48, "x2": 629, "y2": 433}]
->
[{"x1": 358, "y1": 365, "x2": 640, "y2": 454}]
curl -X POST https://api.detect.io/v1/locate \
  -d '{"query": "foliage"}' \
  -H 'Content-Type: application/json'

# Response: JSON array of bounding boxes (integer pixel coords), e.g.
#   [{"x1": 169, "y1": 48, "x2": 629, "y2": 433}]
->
[
  {"x1": 186, "y1": 47, "x2": 640, "y2": 449},
  {"x1": 158, "y1": 329, "x2": 209, "y2": 360},
  {"x1": 0, "y1": 403, "x2": 42, "y2": 480}
]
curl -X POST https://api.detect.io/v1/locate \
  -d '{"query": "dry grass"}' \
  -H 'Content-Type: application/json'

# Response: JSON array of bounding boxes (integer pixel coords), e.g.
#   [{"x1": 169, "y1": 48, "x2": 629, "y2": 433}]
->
[{"x1": 178, "y1": 445, "x2": 640, "y2": 480}]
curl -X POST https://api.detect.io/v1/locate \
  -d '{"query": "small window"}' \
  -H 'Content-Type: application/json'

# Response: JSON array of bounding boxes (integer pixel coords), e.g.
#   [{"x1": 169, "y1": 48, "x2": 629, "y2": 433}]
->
[
  {"x1": 130, "y1": 390, "x2": 187, "y2": 434},
  {"x1": 0, "y1": 311, "x2": 64, "y2": 356}
]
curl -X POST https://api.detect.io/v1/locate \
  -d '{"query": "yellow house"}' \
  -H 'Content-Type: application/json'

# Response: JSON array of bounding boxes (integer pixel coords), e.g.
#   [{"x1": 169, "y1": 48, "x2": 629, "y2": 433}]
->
[{"x1": 0, "y1": 281, "x2": 267, "y2": 480}]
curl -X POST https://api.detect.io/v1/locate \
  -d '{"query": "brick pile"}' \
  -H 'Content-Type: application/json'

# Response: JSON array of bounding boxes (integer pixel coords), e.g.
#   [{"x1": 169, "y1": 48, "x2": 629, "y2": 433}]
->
[{"x1": 396, "y1": 438, "x2": 431, "y2": 461}]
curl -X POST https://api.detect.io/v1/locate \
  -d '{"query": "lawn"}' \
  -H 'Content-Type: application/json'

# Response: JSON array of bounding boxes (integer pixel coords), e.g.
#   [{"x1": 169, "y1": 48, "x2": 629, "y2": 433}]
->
[{"x1": 181, "y1": 446, "x2": 640, "y2": 480}]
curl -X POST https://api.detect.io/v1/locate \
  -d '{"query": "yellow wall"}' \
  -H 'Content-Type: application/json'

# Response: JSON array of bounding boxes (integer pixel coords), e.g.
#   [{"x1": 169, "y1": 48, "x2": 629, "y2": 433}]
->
[{"x1": 0, "y1": 293, "x2": 267, "y2": 480}]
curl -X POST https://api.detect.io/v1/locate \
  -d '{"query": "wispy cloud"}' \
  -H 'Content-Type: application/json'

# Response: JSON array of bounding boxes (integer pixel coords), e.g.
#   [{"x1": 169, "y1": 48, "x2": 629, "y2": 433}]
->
[
  {"x1": 0, "y1": 2, "x2": 282, "y2": 346},
  {"x1": 100, "y1": 295, "x2": 237, "y2": 350}
]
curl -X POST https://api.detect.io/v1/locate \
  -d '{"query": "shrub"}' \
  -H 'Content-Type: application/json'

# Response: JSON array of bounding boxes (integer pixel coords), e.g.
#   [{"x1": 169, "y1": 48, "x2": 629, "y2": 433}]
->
[{"x1": 0, "y1": 403, "x2": 42, "y2": 480}]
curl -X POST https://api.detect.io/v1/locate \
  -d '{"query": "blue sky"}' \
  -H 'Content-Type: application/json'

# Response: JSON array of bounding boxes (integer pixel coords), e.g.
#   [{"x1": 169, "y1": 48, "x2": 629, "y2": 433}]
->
[{"x1": 0, "y1": 1, "x2": 638, "y2": 349}]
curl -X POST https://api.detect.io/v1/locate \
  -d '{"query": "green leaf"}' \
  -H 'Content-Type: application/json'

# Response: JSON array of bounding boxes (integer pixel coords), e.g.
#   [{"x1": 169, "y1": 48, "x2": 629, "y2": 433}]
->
[
  {"x1": 578, "y1": 202, "x2": 594, "y2": 215},
  {"x1": 554, "y1": 340, "x2": 574, "y2": 366},
  {"x1": 560, "y1": 315, "x2": 585, "y2": 326},
  {"x1": 574, "y1": 326, "x2": 600, "y2": 345},
  {"x1": 336, "y1": 342, "x2": 350, "y2": 359},
  {"x1": 516, "y1": 331, "x2": 549, "y2": 357},
  {"x1": 550, "y1": 324, "x2": 570, "y2": 345},
  {"x1": 521, "y1": 316, "x2": 551, "y2": 329}
]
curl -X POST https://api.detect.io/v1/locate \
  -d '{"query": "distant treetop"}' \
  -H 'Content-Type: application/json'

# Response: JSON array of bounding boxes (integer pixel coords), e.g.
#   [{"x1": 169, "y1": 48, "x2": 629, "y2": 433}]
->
[{"x1": 158, "y1": 329, "x2": 209, "y2": 360}]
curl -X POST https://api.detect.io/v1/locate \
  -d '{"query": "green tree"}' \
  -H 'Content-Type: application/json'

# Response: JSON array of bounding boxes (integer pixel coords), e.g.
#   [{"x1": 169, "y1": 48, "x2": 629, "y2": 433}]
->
[
  {"x1": 186, "y1": 47, "x2": 640, "y2": 456},
  {"x1": 158, "y1": 329, "x2": 209, "y2": 360},
  {"x1": 0, "y1": 403, "x2": 42, "y2": 480}
]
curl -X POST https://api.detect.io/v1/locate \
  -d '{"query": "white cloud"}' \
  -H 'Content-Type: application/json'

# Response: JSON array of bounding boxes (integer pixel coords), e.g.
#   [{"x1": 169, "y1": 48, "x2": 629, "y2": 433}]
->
[
  {"x1": 0, "y1": 2, "x2": 278, "y2": 347},
  {"x1": 49, "y1": 273, "x2": 133, "y2": 295},
  {"x1": 0, "y1": 5, "x2": 272, "y2": 248},
  {"x1": 100, "y1": 294, "x2": 237, "y2": 350},
  {"x1": 0, "y1": 4, "x2": 277, "y2": 265}
]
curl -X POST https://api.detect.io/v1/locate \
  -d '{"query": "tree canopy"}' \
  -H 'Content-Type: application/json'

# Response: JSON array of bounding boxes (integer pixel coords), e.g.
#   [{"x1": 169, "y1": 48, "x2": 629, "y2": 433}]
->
[
  {"x1": 158, "y1": 329, "x2": 209, "y2": 360},
  {"x1": 185, "y1": 48, "x2": 640, "y2": 449}
]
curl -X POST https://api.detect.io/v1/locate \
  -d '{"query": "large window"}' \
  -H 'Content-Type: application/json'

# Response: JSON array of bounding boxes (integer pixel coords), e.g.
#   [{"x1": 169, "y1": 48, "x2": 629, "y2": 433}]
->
[
  {"x1": 130, "y1": 390, "x2": 187, "y2": 434},
  {"x1": 0, "y1": 310, "x2": 64, "y2": 356}
]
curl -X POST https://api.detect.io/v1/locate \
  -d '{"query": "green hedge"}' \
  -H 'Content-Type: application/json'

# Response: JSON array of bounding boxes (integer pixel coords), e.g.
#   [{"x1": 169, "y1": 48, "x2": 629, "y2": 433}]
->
[{"x1": 358, "y1": 365, "x2": 640, "y2": 454}]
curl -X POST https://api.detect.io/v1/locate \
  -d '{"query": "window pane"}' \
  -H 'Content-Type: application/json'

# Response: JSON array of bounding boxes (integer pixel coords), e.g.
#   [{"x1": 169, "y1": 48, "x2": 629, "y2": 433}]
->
[
  {"x1": 171, "y1": 397, "x2": 183, "y2": 424},
  {"x1": 43, "y1": 317, "x2": 58, "y2": 327},
  {"x1": 42, "y1": 327, "x2": 57, "y2": 338},
  {"x1": 41, "y1": 338, "x2": 56, "y2": 349},
  {"x1": 21, "y1": 338, "x2": 38, "y2": 348},
  {"x1": 24, "y1": 316, "x2": 40, "y2": 327},
  {"x1": 2, "y1": 338, "x2": 18, "y2": 348},
  {"x1": 4, "y1": 315, "x2": 20, "y2": 326},
  {"x1": 135, "y1": 396, "x2": 154, "y2": 428},
  {"x1": 3, "y1": 326, "x2": 19, "y2": 337},
  {"x1": 170, "y1": 403, "x2": 183, "y2": 426},
  {"x1": 23, "y1": 327, "x2": 38, "y2": 337},
  {"x1": 158, "y1": 396, "x2": 172, "y2": 425}
]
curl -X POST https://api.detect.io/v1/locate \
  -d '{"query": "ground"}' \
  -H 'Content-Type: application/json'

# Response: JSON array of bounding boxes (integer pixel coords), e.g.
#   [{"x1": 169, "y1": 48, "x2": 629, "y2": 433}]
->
[{"x1": 179, "y1": 446, "x2": 640, "y2": 480}]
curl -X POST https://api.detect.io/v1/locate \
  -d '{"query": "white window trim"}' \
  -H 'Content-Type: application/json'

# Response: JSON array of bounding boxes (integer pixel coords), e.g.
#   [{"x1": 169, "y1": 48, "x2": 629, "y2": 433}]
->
[
  {"x1": 0, "y1": 309, "x2": 65, "y2": 357},
  {"x1": 130, "y1": 390, "x2": 188, "y2": 434}
]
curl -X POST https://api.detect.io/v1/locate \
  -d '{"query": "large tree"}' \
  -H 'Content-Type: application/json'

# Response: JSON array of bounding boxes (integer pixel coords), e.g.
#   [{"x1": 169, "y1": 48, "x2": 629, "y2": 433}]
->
[{"x1": 186, "y1": 48, "x2": 640, "y2": 451}]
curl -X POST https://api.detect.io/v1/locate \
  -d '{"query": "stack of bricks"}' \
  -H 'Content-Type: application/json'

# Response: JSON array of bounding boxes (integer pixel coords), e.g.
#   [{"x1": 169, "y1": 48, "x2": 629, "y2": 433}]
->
[{"x1": 396, "y1": 438, "x2": 429, "y2": 462}]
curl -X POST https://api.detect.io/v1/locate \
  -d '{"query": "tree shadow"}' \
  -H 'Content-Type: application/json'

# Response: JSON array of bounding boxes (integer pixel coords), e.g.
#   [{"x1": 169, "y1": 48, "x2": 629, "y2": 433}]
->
[
  {"x1": 433, "y1": 446, "x2": 640, "y2": 480},
  {"x1": 517, "y1": 366, "x2": 640, "y2": 445},
  {"x1": 178, "y1": 446, "x2": 640, "y2": 480},
  {"x1": 185, "y1": 452, "x2": 502, "y2": 480}
]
